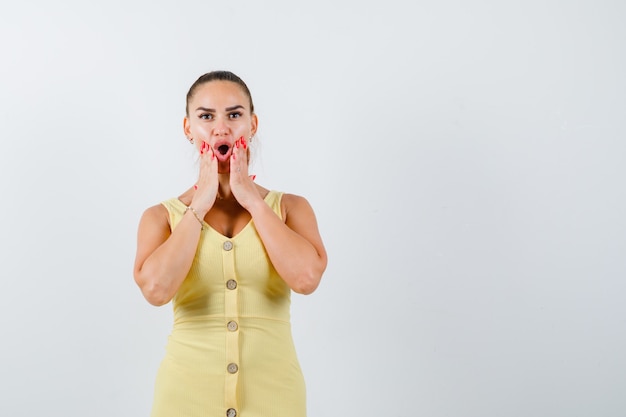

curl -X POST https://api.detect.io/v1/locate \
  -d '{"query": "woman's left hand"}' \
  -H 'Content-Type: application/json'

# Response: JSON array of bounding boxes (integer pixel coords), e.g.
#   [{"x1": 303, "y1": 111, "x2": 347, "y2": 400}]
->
[{"x1": 230, "y1": 136, "x2": 261, "y2": 210}]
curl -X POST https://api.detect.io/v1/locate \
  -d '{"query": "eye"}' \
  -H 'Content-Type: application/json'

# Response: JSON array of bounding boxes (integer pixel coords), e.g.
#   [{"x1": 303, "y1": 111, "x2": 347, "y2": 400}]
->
[
  {"x1": 229, "y1": 112, "x2": 242, "y2": 119},
  {"x1": 199, "y1": 113, "x2": 213, "y2": 120}
]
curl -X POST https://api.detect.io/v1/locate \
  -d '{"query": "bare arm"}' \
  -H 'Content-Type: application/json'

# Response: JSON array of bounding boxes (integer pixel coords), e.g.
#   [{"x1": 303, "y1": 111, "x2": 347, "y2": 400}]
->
[
  {"x1": 228, "y1": 139, "x2": 327, "y2": 294},
  {"x1": 247, "y1": 193, "x2": 327, "y2": 294},
  {"x1": 134, "y1": 143, "x2": 220, "y2": 306},
  {"x1": 133, "y1": 204, "x2": 206, "y2": 306}
]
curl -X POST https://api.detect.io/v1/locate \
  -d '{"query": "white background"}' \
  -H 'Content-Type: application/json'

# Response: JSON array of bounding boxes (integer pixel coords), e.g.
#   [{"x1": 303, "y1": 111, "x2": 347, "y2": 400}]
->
[{"x1": 1, "y1": 1, "x2": 625, "y2": 416}]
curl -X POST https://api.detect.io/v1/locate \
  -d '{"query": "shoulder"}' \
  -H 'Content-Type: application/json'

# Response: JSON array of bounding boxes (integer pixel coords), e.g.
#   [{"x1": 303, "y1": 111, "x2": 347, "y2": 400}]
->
[
  {"x1": 143, "y1": 202, "x2": 170, "y2": 217},
  {"x1": 176, "y1": 187, "x2": 195, "y2": 207},
  {"x1": 280, "y1": 193, "x2": 315, "y2": 222},
  {"x1": 281, "y1": 192, "x2": 309, "y2": 207},
  {"x1": 140, "y1": 202, "x2": 172, "y2": 231}
]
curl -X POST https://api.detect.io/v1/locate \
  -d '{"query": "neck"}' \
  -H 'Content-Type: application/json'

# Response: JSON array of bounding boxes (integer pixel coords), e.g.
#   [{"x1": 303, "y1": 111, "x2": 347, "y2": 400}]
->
[{"x1": 216, "y1": 173, "x2": 233, "y2": 200}]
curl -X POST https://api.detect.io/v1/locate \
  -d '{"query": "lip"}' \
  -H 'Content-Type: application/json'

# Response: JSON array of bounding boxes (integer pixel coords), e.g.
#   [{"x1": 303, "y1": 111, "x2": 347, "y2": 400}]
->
[{"x1": 212, "y1": 140, "x2": 233, "y2": 162}]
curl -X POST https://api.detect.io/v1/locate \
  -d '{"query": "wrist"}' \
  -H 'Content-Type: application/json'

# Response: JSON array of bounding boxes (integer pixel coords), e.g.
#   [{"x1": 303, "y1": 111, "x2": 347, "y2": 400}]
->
[
  {"x1": 246, "y1": 196, "x2": 269, "y2": 217},
  {"x1": 191, "y1": 207, "x2": 209, "y2": 218},
  {"x1": 185, "y1": 205, "x2": 207, "y2": 229},
  {"x1": 189, "y1": 198, "x2": 211, "y2": 218}
]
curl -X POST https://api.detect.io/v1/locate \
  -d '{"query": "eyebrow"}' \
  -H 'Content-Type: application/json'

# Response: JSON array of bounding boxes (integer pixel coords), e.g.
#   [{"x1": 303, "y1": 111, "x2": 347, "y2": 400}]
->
[{"x1": 195, "y1": 105, "x2": 245, "y2": 112}]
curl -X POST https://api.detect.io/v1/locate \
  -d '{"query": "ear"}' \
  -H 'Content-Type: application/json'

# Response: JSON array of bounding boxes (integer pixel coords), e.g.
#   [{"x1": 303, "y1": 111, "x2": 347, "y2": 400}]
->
[
  {"x1": 250, "y1": 113, "x2": 258, "y2": 137},
  {"x1": 183, "y1": 116, "x2": 192, "y2": 138}
]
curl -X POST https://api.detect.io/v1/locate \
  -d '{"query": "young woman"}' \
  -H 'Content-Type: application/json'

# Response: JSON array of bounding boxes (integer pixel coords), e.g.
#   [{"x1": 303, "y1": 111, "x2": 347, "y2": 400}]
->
[{"x1": 134, "y1": 71, "x2": 327, "y2": 417}]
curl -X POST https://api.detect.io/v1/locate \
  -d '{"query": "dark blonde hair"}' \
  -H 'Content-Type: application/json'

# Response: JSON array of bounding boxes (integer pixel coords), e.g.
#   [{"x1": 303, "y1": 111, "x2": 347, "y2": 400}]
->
[{"x1": 185, "y1": 71, "x2": 255, "y2": 116}]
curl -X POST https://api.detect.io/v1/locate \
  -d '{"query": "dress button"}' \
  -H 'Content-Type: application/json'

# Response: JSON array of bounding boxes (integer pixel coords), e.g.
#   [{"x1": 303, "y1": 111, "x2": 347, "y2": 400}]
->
[
  {"x1": 223, "y1": 241, "x2": 233, "y2": 251},
  {"x1": 227, "y1": 321, "x2": 238, "y2": 331},
  {"x1": 226, "y1": 279, "x2": 237, "y2": 290},
  {"x1": 227, "y1": 363, "x2": 239, "y2": 374},
  {"x1": 226, "y1": 408, "x2": 237, "y2": 417}
]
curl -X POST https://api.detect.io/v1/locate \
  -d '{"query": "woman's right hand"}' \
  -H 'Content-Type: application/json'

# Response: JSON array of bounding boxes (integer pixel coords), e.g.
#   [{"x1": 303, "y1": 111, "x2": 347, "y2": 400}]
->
[{"x1": 190, "y1": 141, "x2": 219, "y2": 215}]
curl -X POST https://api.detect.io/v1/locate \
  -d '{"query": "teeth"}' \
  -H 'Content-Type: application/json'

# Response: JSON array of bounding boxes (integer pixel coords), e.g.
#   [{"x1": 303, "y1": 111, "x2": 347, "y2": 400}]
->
[{"x1": 218, "y1": 145, "x2": 229, "y2": 155}]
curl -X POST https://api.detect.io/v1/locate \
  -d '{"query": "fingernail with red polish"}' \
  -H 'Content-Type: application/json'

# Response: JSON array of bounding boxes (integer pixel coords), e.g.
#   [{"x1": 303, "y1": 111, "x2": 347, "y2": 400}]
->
[
  {"x1": 250, "y1": 175, "x2": 256, "y2": 181},
  {"x1": 194, "y1": 184, "x2": 198, "y2": 190}
]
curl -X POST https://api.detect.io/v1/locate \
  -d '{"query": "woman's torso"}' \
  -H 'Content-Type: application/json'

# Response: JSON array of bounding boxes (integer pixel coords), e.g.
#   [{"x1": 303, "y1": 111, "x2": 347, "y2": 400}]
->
[{"x1": 150, "y1": 190, "x2": 306, "y2": 417}]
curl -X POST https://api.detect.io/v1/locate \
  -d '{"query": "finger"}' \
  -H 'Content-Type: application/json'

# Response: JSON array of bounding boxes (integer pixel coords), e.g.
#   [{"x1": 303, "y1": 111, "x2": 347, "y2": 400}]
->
[
  {"x1": 235, "y1": 137, "x2": 247, "y2": 162},
  {"x1": 230, "y1": 143, "x2": 240, "y2": 167}
]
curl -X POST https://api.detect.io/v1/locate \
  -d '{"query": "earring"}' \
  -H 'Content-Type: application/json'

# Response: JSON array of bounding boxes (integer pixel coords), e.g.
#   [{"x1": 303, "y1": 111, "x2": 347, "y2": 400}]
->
[
  {"x1": 248, "y1": 135, "x2": 254, "y2": 142},
  {"x1": 188, "y1": 137, "x2": 194, "y2": 144}
]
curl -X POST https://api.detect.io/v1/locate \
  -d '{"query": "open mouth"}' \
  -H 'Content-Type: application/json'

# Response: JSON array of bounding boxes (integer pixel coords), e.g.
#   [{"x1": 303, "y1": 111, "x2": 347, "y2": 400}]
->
[{"x1": 217, "y1": 144, "x2": 230, "y2": 155}]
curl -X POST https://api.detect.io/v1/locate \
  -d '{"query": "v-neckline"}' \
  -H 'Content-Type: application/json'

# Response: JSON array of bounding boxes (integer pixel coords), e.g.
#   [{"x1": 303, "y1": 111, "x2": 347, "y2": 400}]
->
[{"x1": 175, "y1": 191, "x2": 274, "y2": 240}]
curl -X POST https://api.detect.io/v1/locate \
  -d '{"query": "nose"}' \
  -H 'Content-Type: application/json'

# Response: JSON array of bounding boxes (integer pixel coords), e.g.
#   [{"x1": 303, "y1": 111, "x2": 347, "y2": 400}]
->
[{"x1": 213, "y1": 116, "x2": 230, "y2": 136}]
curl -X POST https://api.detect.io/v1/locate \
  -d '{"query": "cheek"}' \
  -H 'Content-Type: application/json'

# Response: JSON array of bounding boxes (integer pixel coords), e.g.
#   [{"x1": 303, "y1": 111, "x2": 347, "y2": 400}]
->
[
  {"x1": 190, "y1": 123, "x2": 210, "y2": 137},
  {"x1": 234, "y1": 122, "x2": 251, "y2": 135}
]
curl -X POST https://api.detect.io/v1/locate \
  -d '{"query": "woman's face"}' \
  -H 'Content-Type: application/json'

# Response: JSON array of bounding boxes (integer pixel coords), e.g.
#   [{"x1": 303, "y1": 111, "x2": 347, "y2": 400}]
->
[{"x1": 184, "y1": 80, "x2": 257, "y2": 172}]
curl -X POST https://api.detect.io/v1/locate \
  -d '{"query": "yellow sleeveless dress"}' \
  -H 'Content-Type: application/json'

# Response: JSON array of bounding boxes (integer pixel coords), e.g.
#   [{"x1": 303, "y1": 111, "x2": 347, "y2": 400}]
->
[{"x1": 151, "y1": 191, "x2": 306, "y2": 417}]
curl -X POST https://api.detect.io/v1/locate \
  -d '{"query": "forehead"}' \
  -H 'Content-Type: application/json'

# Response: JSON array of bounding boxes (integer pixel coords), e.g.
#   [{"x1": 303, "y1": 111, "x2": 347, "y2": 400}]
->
[{"x1": 191, "y1": 80, "x2": 248, "y2": 107}]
